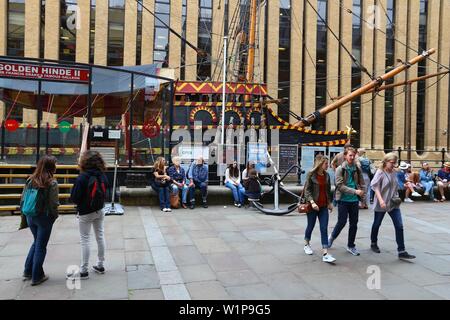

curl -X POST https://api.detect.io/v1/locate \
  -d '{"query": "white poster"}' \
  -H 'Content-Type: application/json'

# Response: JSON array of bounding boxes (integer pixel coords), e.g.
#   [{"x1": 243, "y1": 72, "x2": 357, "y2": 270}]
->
[
  {"x1": 328, "y1": 147, "x2": 344, "y2": 185},
  {"x1": 300, "y1": 146, "x2": 326, "y2": 185}
]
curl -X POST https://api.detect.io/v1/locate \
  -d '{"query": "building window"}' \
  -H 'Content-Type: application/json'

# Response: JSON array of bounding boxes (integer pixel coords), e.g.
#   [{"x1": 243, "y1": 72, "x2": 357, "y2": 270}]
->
[
  {"x1": 108, "y1": 0, "x2": 125, "y2": 66},
  {"x1": 60, "y1": 1, "x2": 78, "y2": 62},
  {"x1": 136, "y1": 1, "x2": 143, "y2": 65},
  {"x1": 278, "y1": 0, "x2": 291, "y2": 122},
  {"x1": 416, "y1": 0, "x2": 428, "y2": 153},
  {"x1": 7, "y1": 0, "x2": 25, "y2": 57},
  {"x1": 314, "y1": 0, "x2": 327, "y2": 131},
  {"x1": 154, "y1": 0, "x2": 170, "y2": 68},
  {"x1": 180, "y1": 0, "x2": 187, "y2": 79},
  {"x1": 350, "y1": 0, "x2": 362, "y2": 148},
  {"x1": 384, "y1": 0, "x2": 395, "y2": 151},
  {"x1": 197, "y1": 0, "x2": 212, "y2": 80},
  {"x1": 90, "y1": 0, "x2": 96, "y2": 64}
]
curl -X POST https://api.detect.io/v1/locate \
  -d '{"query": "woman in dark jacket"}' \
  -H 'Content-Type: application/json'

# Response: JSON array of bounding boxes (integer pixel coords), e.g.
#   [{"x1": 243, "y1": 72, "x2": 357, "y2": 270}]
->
[
  {"x1": 243, "y1": 169, "x2": 262, "y2": 200},
  {"x1": 303, "y1": 155, "x2": 336, "y2": 263},
  {"x1": 21, "y1": 155, "x2": 59, "y2": 286},
  {"x1": 68, "y1": 151, "x2": 109, "y2": 280}
]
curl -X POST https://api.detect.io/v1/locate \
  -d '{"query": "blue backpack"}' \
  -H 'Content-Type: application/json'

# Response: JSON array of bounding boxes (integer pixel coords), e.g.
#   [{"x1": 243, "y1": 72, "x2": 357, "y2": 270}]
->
[{"x1": 21, "y1": 182, "x2": 42, "y2": 217}]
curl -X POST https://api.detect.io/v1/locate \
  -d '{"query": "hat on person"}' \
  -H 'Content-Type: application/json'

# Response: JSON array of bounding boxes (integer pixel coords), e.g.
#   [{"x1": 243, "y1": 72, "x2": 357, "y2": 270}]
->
[
  {"x1": 399, "y1": 161, "x2": 409, "y2": 170},
  {"x1": 444, "y1": 162, "x2": 450, "y2": 168}
]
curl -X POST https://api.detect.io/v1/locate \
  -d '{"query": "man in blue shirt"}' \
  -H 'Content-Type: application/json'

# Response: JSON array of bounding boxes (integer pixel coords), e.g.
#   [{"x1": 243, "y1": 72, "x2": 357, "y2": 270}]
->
[
  {"x1": 437, "y1": 162, "x2": 450, "y2": 201},
  {"x1": 188, "y1": 156, "x2": 209, "y2": 209},
  {"x1": 329, "y1": 147, "x2": 366, "y2": 256}
]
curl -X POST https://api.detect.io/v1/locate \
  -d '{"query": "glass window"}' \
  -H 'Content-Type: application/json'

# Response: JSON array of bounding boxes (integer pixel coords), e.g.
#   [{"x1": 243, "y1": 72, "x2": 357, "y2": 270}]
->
[
  {"x1": 136, "y1": 2, "x2": 143, "y2": 65},
  {"x1": 314, "y1": 0, "x2": 327, "y2": 131},
  {"x1": 278, "y1": 0, "x2": 291, "y2": 122},
  {"x1": 108, "y1": 0, "x2": 125, "y2": 66},
  {"x1": 90, "y1": 0, "x2": 96, "y2": 64},
  {"x1": 197, "y1": 0, "x2": 212, "y2": 80},
  {"x1": 180, "y1": 0, "x2": 187, "y2": 79},
  {"x1": 384, "y1": 0, "x2": 395, "y2": 151},
  {"x1": 7, "y1": 0, "x2": 25, "y2": 57},
  {"x1": 153, "y1": 0, "x2": 171, "y2": 68},
  {"x1": 350, "y1": 0, "x2": 362, "y2": 147},
  {"x1": 416, "y1": 0, "x2": 428, "y2": 153},
  {"x1": 60, "y1": 1, "x2": 78, "y2": 62}
]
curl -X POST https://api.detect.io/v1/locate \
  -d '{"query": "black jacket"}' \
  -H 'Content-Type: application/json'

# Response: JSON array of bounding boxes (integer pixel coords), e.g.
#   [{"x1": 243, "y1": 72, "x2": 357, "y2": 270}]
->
[{"x1": 70, "y1": 169, "x2": 109, "y2": 215}]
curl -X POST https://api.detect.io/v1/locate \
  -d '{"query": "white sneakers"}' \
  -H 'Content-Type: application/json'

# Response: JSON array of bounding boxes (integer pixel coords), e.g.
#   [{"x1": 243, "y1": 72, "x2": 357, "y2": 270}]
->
[
  {"x1": 304, "y1": 245, "x2": 313, "y2": 255},
  {"x1": 162, "y1": 208, "x2": 172, "y2": 212},
  {"x1": 411, "y1": 192, "x2": 422, "y2": 197},
  {"x1": 322, "y1": 254, "x2": 336, "y2": 263},
  {"x1": 404, "y1": 198, "x2": 414, "y2": 203}
]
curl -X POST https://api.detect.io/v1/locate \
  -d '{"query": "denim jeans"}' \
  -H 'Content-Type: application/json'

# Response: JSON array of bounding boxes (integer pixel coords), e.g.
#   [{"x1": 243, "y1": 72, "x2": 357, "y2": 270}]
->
[
  {"x1": 422, "y1": 181, "x2": 434, "y2": 200},
  {"x1": 158, "y1": 186, "x2": 170, "y2": 209},
  {"x1": 78, "y1": 210, "x2": 105, "y2": 273},
  {"x1": 171, "y1": 184, "x2": 189, "y2": 204},
  {"x1": 225, "y1": 182, "x2": 245, "y2": 204},
  {"x1": 331, "y1": 201, "x2": 359, "y2": 248},
  {"x1": 24, "y1": 214, "x2": 55, "y2": 282},
  {"x1": 371, "y1": 208, "x2": 406, "y2": 252},
  {"x1": 305, "y1": 207, "x2": 329, "y2": 248},
  {"x1": 190, "y1": 181, "x2": 208, "y2": 203}
]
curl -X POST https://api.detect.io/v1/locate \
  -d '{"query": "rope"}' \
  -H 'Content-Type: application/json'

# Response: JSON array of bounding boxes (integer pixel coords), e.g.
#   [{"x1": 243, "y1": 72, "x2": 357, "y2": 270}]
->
[{"x1": 5, "y1": 90, "x2": 22, "y2": 120}]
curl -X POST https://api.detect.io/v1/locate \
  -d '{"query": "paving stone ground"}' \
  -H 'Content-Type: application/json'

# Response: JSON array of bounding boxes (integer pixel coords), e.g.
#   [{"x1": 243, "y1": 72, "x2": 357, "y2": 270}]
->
[{"x1": 1, "y1": 201, "x2": 450, "y2": 300}]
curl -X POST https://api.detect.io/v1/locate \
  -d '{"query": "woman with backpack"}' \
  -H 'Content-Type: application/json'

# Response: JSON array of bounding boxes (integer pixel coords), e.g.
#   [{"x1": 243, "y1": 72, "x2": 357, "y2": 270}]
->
[
  {"x1": 21, "y1": 155, "x2": 60, "y2": 286},
  {"x1": 68, "y1": 151, "x2": 109, "y2": 280}
]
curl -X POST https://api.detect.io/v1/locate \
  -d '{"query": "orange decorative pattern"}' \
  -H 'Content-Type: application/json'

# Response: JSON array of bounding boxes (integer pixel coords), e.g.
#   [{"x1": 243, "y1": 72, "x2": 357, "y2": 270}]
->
[
  {"x1": 175, "y1": 81, "x2": 268, "y2": 96},
  {"x1": 189, "y1": 106, "x2": 218, "y2": 123}
]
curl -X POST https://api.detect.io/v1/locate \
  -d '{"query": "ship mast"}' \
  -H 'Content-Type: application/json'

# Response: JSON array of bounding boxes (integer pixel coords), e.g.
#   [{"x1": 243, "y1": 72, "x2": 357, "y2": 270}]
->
[{"x1": 246, "y1": 0, "x2": 258, "y2": 83}]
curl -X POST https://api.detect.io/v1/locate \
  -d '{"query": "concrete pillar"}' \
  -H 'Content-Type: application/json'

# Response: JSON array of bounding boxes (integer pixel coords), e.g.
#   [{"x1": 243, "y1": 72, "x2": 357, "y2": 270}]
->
[
  {"x1": 373, "y1": 0, "x2": 387, "y2": 150},
  {"x1": 338, "y1": 0, "x2": 353, "y2": 129},
  {"x1": 303, "y1": 0, "x2": 317, "y2": 119},
  {"x1": 266, "y1": 0, "x2": 279, "y2": 111},
  {"x1": 124, "y1": 0, "x2": 138, "y2": 66},
  {"x1": 289, "y1": 0, "x2": 303, "y2": 124},
  {"x1": 437, "y1": 0, "x2": 450, "y2": 149},
  {"x1": 326, "y1": 0, "x2": 340, "y2": 131},
  {"x1": 169, "y1": 0, "x2": 182, "y2": 78},
  {"x1": 44, "y1": 0, "x2": 60, "y2": 60},
  {"x1": 185, "y1": 0, "x2": 198, "y2": 81},
  {"x1": 211, "y1": 2, "x2": 225, "y2": 81},
  {"x1": 94, "y1": 0, "x2": 108, "y2": 65},
  {"x1": 392, "y1": 0, "x2": 408, "y2": 149},
  {"x1": 407, "y1": 0, "x2": 420, "y2": 153},
  {"x1": 359, "y1": 0, "x2": 375, "y2": 149},
  {"x1": 0, "y1": 0, "x2": 7, "y2": 55},
  {"x1": 424, "y1": 0, "x2": 440, "y2": 150},
  {"x1": 76, "y1": 0, "x2": 91, "y2": 63},
  {"x1": 141, "y1": 0, "x2": 155, "y2": 64},
  {"x1": 24, "y1": 0, "x2": 41, "y2": 58}
]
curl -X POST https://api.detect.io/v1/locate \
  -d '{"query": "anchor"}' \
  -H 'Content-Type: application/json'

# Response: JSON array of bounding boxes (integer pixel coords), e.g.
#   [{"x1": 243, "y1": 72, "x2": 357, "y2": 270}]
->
[{"x1": 251, "y1": 152, "x2": 301, "y2": 216}]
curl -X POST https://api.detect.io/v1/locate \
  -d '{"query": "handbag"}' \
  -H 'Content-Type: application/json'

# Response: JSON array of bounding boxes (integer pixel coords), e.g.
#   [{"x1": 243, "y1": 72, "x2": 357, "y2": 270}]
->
[
  {"x1": 298, "y1": 186, "x2": 312, "y2": 215},
  {"x1": 391, "y1": 196, "x2": 402, "y2": 208},
  {"x1": 170, "y1": 192, "x2": 180, "y2": 209}
]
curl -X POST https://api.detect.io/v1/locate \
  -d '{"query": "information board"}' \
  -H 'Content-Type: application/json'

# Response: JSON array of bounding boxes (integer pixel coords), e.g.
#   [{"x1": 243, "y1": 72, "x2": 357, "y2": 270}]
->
[
  {"x1": 278, "y1": 144, "x2": 298, "y2": 175},
  {"x1": 300, "y1": 146, "x2": 326, "y2": 184}
]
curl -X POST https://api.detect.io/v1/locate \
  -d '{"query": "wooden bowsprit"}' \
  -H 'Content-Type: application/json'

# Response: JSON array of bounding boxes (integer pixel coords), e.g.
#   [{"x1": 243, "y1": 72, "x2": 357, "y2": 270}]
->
[{"x1": 293, "y1": 49, "x2": 437, "y2": 128}]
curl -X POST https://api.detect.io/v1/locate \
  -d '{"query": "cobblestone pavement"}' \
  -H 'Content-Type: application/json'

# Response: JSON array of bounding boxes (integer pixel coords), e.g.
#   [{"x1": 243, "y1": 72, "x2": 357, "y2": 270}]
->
[{"x1": 1, "y1": 202, "x2": 450, "y2": 300}]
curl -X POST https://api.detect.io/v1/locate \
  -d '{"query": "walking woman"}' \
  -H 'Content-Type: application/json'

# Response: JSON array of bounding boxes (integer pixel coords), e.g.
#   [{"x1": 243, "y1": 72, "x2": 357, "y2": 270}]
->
[
  {"x1": 225, "y1": 161, "x2": 246, "y2": 207},
  {"x1": 69, "y1": 151, "x2": 109, "y2": 280},
  {"x1": 303, "y1": 156, "x2": 336, "y2": 263},
  {"x1": 21, "y1": 155, "x2": 59, "y2": 286},
  {"x1": 154, "y1": 157, "x2": 172, "y2": 212},
  {"x1": 370, "y1": 153, "x2": 416, "y2": 260}
]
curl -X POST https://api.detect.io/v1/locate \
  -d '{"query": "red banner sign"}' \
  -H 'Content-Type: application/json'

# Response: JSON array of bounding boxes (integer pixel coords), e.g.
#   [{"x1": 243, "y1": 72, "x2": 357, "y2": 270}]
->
[{"x1": 0, "y1": 62, "x2": 89, "y2": 82}]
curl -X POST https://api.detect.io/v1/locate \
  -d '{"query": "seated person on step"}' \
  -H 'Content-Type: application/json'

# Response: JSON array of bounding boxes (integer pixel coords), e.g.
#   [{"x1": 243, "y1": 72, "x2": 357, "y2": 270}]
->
[{"x1": 187, "y1": 156, "x2": 209, "y2": 209}]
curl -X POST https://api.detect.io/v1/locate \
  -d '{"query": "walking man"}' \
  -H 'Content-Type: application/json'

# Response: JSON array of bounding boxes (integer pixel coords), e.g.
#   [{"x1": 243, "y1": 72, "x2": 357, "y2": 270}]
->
[{"x1": 328, "y1": 147, "x2": 366, "y2": 256}]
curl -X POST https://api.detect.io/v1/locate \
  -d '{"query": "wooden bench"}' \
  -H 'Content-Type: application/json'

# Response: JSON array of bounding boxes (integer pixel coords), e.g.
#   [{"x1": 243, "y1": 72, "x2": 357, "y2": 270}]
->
[
  {"x1": 0, "y1": 193, "x2": 71, "y2": 200},
  {"x1": 0, "y1": 184, "x2": 73, "y2": 189}
]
